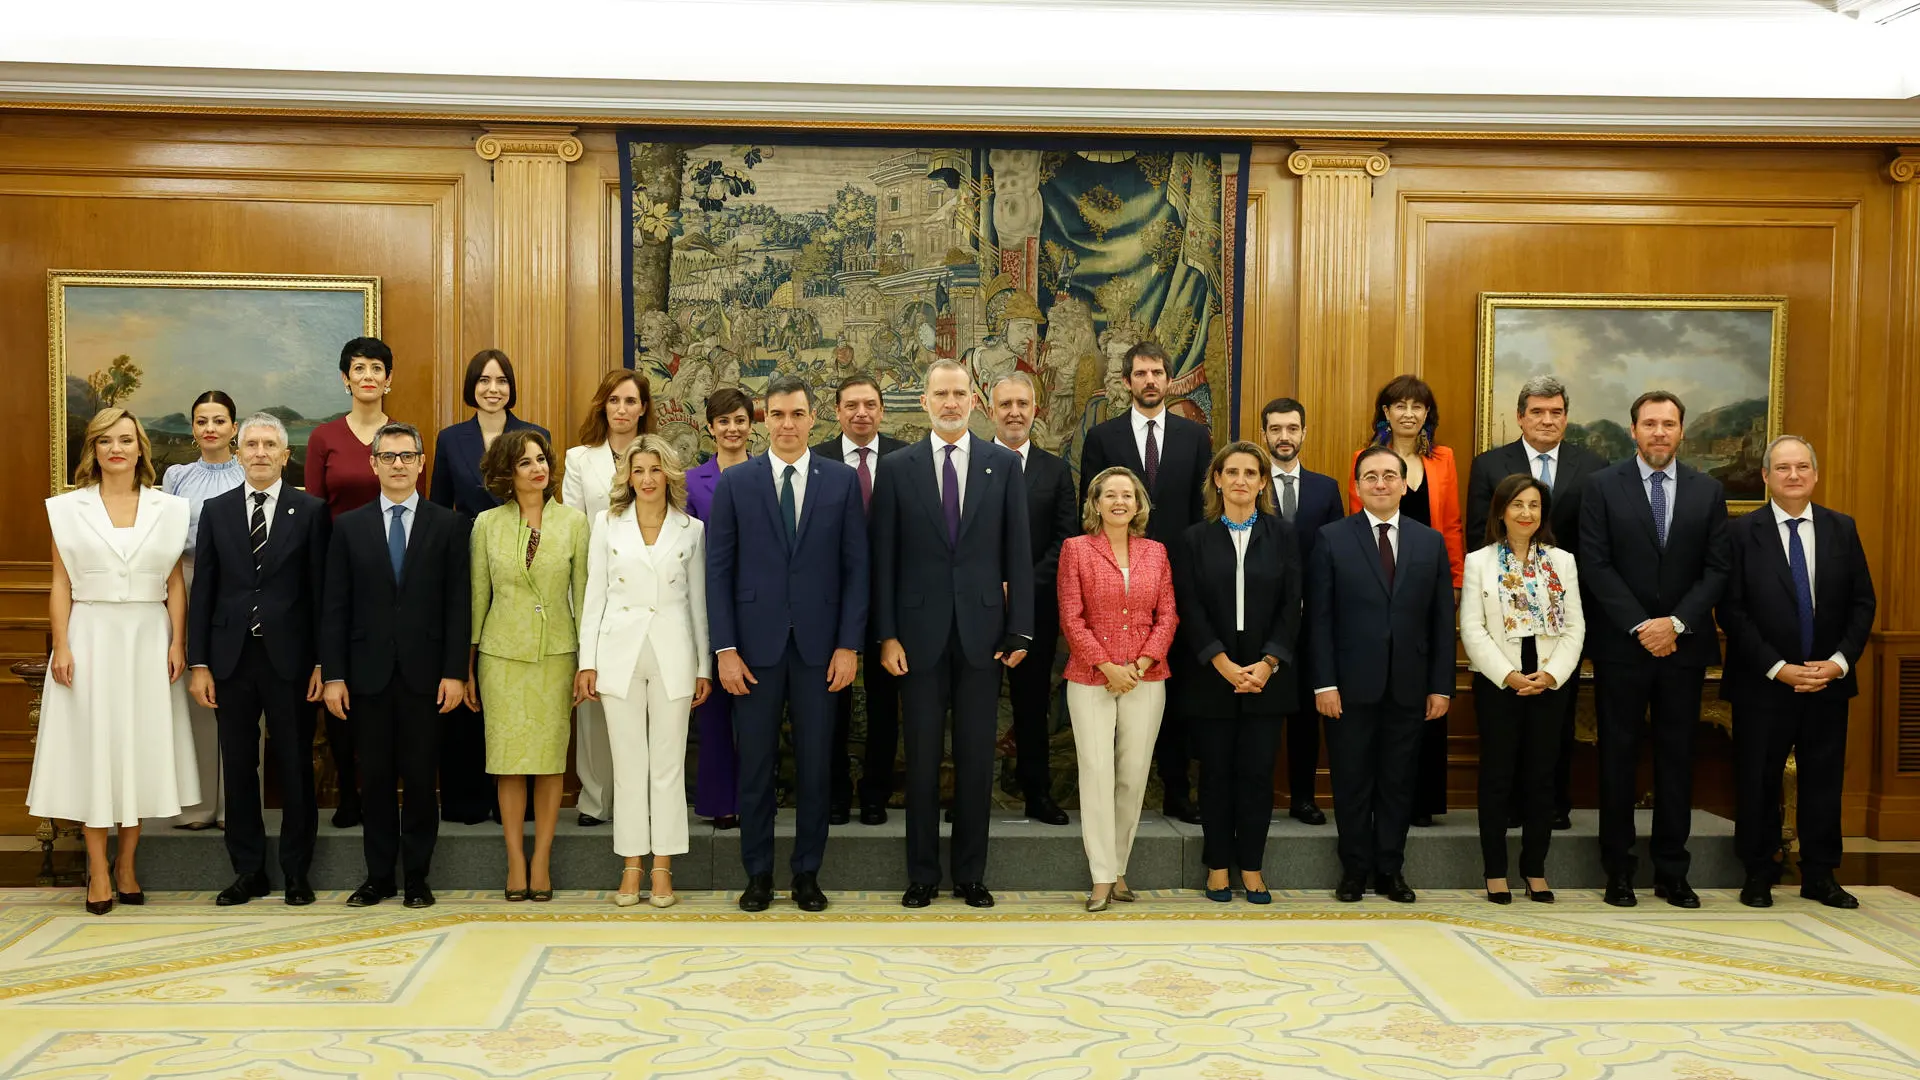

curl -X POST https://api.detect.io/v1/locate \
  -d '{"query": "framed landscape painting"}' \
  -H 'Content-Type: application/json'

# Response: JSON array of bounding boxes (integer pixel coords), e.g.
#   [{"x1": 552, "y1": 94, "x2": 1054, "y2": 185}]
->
[
  {"x1": 48, "y1": 271, "x2": 381, "y2": 494},
  {"x1": 1475, "y1": 293, "x2": 1786, "y2": 510}
]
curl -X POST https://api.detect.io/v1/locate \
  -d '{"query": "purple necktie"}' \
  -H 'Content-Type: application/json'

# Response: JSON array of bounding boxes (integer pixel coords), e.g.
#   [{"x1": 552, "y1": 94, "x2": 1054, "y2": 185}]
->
[
  {"x1": 942, "y1": 443, "x2": 961, "y2": 545},
  {"x1": 1144, "y1": 418, "x2": 1160, "y2": 491},
  {"x1": 856, "y1": 446, "x2": 873, "y2": 513}
]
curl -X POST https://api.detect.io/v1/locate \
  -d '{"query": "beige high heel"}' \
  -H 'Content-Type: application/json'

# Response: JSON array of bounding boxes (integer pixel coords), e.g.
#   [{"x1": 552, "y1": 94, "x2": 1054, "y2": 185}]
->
[
  {"x1": 614, "y1": 865, "x2": 643, "y2": 908},
  {"x1": 648, "y1": 866, "x2": 677, "y2": 909}
]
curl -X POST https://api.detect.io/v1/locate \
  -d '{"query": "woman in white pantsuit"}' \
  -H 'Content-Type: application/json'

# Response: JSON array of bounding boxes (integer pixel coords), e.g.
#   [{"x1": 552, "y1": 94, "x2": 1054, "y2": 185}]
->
[
  {"x1": 29, "y1": 409, "x2": 198, "y2": 914},
  {"x1": 576, "y1": 435, "x2": 709, "y2": 909},
  {"x1": 561, "y1": 369, "x2": 654, "y2": 828}
]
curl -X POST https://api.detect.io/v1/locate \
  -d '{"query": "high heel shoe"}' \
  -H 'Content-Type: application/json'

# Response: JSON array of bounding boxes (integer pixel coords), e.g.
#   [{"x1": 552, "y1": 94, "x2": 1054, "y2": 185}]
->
[
  {"x1": 84, "y1": 871, "x2": 113, "y2": 916},
  {"x1": 1204, "y1": 876, "x2": 1233, "y2": 903},
  {"x1": 1526, "y1": 882, "x2": 1555, "y2": 904},
  {"x1": 115, "y1": 890, "x2": 145, "y2": 906},
  {"x1": 648, "y1": 867, "x2": 676, "y2": 909},
  {"x1": 1486, "y1": 890, "x2": 1513, "y2": 905},
  {"x1": 1242, "y1": 877, "x2": 1272, "y2": 905},
  {"x1": 1086, "y1": 886, "x2": 1112, "y2": 913},
  {"x1": 614, "y1": 865, "x2": 642, "y2": 908},
  {"x1": 1112, "y1": 882, "x2": 1136, "y2": 903}
]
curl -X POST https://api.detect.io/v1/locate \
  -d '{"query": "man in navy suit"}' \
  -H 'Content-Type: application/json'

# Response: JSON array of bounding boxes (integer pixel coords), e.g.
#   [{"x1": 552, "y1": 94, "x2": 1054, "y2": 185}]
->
[
  {"x1": 1262, "y1": 397, "x2": 1344, "y2": 825},
  {"x1": 1580, "y1": 390, "x2": 1729, "y2": 909},
  {"x1": 873, "y1": 358, "x2": 1034, "y2": 909},
  {"x1": 707, "y1": 374, "x2": 868, "y2": 913},
  {"x1": 1309, "y1": 445, "x2": 1454, "y2": 904},
  {"x1": 189, "y1": 413, "x2": 331, "y2": 907},
  {"x1": 1718, "y1": 435, "x2": 1875, "y2": 909}
]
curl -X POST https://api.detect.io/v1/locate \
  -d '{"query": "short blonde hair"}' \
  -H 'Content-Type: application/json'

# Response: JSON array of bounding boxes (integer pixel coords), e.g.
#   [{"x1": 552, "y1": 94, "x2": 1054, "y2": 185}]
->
[
  {"x1": 608, "y1": 434, "x2": 687, "y2": 517},
  {"x1": 1203, "y1": 440, "x2": 1277, "y2": 522},
  {"x1": 72, "y1": 408, "x2": 157, "y2": 489},
  {"x1": 1081, "y1": 466, "x2": 1151, "y2": 537}
]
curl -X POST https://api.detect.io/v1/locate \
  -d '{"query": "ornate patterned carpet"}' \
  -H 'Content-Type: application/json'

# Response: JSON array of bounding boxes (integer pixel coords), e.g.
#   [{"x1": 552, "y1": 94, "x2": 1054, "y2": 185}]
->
[{"x1": 2, "y1": 886, "x2": 1918, "y2": 1079}]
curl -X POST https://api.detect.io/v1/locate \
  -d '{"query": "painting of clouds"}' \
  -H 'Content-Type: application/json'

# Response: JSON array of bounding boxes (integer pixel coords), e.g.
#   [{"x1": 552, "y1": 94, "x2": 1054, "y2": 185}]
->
[
  {"x1": 1478, "y1": 295, "x2": 1785, "y2": 505},
  {"x1": 51, "y1": 273, "x2": 379, "y2": 491}
]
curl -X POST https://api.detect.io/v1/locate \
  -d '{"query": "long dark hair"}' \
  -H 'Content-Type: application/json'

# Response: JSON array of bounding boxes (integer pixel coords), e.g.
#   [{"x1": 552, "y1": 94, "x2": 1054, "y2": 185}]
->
[{"x1": 1370, "y1": 374, "x2": 1439, "y2": 457}]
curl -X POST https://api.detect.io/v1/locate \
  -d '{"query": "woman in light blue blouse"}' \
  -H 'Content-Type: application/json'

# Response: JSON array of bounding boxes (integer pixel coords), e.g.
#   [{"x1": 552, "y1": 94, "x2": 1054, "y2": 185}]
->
[{"x1": 162, "y1": 390, "x2": 246, "y2": 830}]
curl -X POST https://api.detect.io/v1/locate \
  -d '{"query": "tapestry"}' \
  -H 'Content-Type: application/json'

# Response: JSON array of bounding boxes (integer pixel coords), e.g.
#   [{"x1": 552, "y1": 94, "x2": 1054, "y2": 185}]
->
[{"x1": 620, "y1": 133, "x2": 1250, "y2": 474}]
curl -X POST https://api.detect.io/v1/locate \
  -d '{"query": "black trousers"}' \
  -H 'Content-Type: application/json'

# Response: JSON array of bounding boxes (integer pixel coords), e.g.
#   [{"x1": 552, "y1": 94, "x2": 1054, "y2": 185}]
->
[
  {"x1": 901, "y1": 626, "x2": 1000, "y2": 886},
  {"x1": 1325, "y1": 697, "x2": 1424, "y2": 879},
  {"x1": 439, "y1": 701, "x2": 495, "y2": 822},
  {"x1": 354, "y1": 683, "x2": 441, "y2": 884},
  {"x1": 325, "y1": 708, "x2": 359, "y2": 811},
  {"x1": 1155, "y1": 671, "x2": 1193, "y2": 810},
  {"x1": 1734, "y1": 692, "x2": 1848, "y2": 879},
  {"x1": 1552, "y1": 674, "x2": 1580, "y2": 818},
  {"x1": 735, "y1": 638, "x2": 832, "y2": 877},
  {"x1": 1416, "y1": 708, "x2": 1448, "y2": 815},
  {"x1": 1594, "y1": 658, "x2": 1705, "y2": 880},
  {"x1": 1283, "y1": 709, "x2": 1321, "y2": 806},
  {"x1": 1193, "y1": 709, "x2": 1279, "y2": 872},
  {"x1": 218, "y1": 637, "x2": 317, "y2": 881},
  {"x1": 836, "y1": 644, "x2": 900, "y2": 809},
  {"x1": 1004, "y1": 607, "x2": 1060, "y2": 800},
  {"x1": 1474, "y1": 673, "x2": 1566, "y2": 879}
]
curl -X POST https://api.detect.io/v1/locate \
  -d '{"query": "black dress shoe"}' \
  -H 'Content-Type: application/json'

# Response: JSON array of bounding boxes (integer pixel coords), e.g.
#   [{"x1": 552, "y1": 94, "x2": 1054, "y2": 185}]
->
[
  {"x1": 1654, "y1": 877, "x2": 1701, "y2": 909},
  {"x1": 712, "y1": 815, "x2": 740, "y2": 831},
  {"x1": 1289, "y1": 802, "x2": 1327, "y2": 826},
  {"x1": 828, "y1": 804, "x2": 852, "y2": 826},
  {"x1": 1025, "y1": 796, "x2": 1070, "y2": 826},
  {"x1": 1740, "y1": 875, "x2": 1774, "y2": 908},
  {"x1": 346, "y1": 879, "x2": 396, "y2": 907},
  {"x1": 284, "y1": 877, "x2": 316, "y2": 906},
  {"x1": 1335, "y1": 875, "x2": 1367, "y2": 903},
  {"x1": 791, "y1": 872, "x2": 828, "y2": 912},
  {"x1": 217, "y1": 872, "x2": 272, "y2": 906},
  {"x1": 739, "y1": 873, "x2": 775, "y2": 912},
  {"x1": 944, "y1": 807, "x2": 955, "y2": 824},
  {"x1": 403, "y1": 880, "x2": 435, "y2": 908},
  {"x1": 115, "y1": 889, "x2": 146, "y2": 906},
  {"x1": 901, "y1": 882, "x2": 938, "y2": 908},
  {"x1": 1506, "y1": 813, "x2": 1522, "y2": 830},
  {"x1": 953, "y1": 882, "x2": 995, "y2": 908},
  {"x1": 1603, "y1": 874, "x2": 1638, "y2": 908},
  {"x1": 1800, "y1": 876, "x2": 1860, "y2": 909},
  {"x1": 576, "y1": 813, "x2": 607, "y2": 827},
  {"x1": 1409, "y1": 813, "x2": 1435, "y2": 828},
  {"x1": 331, "y1": 803, "x2": 362, "y2": 830},
  {"x1": 1373, "y1": 873, "x2": 1416, "y2": 903},
  {"x1": 859, "y1": 804, "x2": 889, "y2": 826},
  {"x1": 1551, "y1": 813, "x2": 1573, "y2": 831}
]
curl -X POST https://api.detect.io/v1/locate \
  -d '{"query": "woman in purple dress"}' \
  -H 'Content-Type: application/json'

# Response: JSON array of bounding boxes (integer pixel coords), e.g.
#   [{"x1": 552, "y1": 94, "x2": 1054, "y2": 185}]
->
[{"x1": 683, "y1": 387, "x2": 755, "y2": 829}]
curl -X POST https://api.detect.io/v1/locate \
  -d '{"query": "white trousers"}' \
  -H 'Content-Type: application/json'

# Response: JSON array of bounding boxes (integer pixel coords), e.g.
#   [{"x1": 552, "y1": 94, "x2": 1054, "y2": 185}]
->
[
  {"x1": 173, "y1": 557, "x2": 261, "y2": 826},
  {"x1": 601, "y1": 638, "x2": 692, "y2": 858},
  {"x1": 1068, "y1": 679, "x2": 1166, "y2": 884},
  {"x1": 574, "y1": 699, "x2": 615, "y2": 820}
]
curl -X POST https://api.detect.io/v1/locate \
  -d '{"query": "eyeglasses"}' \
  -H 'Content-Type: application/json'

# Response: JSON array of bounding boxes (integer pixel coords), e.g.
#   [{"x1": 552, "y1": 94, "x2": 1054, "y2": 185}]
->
[{"x1": 374, "y1": 451, "x2": 423, "y2": 465}]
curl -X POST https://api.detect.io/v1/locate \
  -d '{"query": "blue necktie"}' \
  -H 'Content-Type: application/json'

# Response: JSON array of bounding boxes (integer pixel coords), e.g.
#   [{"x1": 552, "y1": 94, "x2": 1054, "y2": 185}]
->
[
  {"x1": 1649, "y1": 470, "x2": 1668, "y2": 548},
  {"x1": 942, "y1": 444, "x2": 961, "y2": 545},
  {"x1": 779, "y1": 464, "x2": 798, "y2": 545},
  {"x1": 1537, "y1": 453, "x2": 1553, "y2": 488},
  {"x1": 388, "y1": 505, "x2": 407, "y2": 582},
  {"x1": 1787, "y1": 518, "x2": 1815, "y2": 660}
]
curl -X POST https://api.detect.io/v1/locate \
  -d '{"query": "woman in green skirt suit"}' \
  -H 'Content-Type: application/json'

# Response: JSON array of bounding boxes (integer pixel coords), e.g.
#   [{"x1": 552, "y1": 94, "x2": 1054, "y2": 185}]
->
[{"x1": 466, "y1": 429, "x2": 589, "y2": 900}]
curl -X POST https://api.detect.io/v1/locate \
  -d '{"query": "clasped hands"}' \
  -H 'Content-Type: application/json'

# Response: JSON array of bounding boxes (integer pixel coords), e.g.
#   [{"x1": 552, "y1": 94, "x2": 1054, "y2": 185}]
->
[
  {"x1": 1099, "y1": 657, "x2": 1153, "y2": 695},
  {"x1": 1501, "y1": 670, "x2": 1559, "y2": 697},
  {"x1": 1635, "y1": 617, "x2": 1680, "y2": 658},
  {"x1": 1212, "y1": 653, "x2": 1271, "y2": 694},
  {"x1": 1776, "y1": 660, "x2": 1842, "y2": 693}
]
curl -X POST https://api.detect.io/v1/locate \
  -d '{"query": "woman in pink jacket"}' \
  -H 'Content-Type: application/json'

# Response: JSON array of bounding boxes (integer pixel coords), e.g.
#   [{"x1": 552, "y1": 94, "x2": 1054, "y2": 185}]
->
[{"x1": 1058, "y1": 466, "x2": 1179, "y2": 912}]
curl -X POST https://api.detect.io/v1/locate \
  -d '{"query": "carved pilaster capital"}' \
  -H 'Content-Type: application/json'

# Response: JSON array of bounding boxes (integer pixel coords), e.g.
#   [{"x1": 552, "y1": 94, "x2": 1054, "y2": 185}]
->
[
  {"x1": 476, "y1": 126, "x2": 583, "y2": 163},
  {"x1": 1287, "y1": 140, "x2": 1390, "y2": 178},
  {"x1": 1891, "y1": 148, "x2": 1920, "y2": 184}
]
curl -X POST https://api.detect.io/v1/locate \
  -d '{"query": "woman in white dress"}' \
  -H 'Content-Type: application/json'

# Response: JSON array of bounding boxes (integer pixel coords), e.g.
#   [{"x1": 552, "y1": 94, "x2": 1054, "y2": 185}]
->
[
  {"x1": 29, "y1": 409, "x2": 197, "y2": 914},
  {"x1": 576, "y1": 435, "x2": 708, "y2": 909},
  {"x1": 560, "y1": 368, "x2": 653, "y2": 828}
]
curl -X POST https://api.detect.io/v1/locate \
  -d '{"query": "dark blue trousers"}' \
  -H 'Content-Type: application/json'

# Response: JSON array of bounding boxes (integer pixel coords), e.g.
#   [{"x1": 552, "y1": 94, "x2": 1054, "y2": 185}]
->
[{"x1": 733, "y1": 637, "x2": 832, "y2": 878}]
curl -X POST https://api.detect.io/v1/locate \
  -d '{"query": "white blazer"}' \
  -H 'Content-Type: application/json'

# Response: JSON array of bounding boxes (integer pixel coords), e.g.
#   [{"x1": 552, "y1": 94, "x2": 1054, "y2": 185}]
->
[
  {"x1": 561, "y1": 442, "x2": 619, "y2": 535},
  {"x1": 1460, "y1": 542, "x2": 1586, "y2": 690},
  {"x1": 578, "y1": 506, "x2": 710, "y2": 701},
  {"x1": 49, "y1": 486, "x2": 189, "y2": 603}
]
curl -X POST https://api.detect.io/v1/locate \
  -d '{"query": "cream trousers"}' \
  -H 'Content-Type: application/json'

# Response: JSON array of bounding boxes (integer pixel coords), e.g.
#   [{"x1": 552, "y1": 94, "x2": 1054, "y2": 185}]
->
[
  {"x1": 1068, "y1": 679, "x2": 1166, "y2": 884},
  {"x1": 601, "y1": 637, "x2": 691, "y2": 858}
]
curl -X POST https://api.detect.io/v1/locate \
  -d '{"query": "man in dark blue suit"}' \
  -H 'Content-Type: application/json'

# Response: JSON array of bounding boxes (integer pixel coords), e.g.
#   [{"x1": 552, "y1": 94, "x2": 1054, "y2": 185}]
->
[
  {"x1": 873, "y1": 358, "x2": 1034, "y2": 909},
  {"x1": 1580, "y1": 390, "x2": 1729, "y2": 909},
  {"x1": 1717, "y1": 435, "x2": 1875, "y2": 910},
  {"x1": 1262, "y1": 396, "x2": 1343, "y2": 825},
  {"x1": 1309, "y1": 445, "x2": 1454, "y2": 904},
  {"x1": 707, "y1": 374, "x2": 868, "y2": 913}
]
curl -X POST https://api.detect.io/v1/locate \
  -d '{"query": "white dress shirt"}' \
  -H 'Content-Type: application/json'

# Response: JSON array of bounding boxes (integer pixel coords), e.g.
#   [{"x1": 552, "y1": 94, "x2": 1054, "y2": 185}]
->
[
  {"x1": 1129, "y1": 406, "x2": 1165, "y2": 470},
  {"x1": 1523, "y1": 438, "x2": 1562, "y2": 485},
  {"x1": 378, "y1": 490, "x2": 421, "y2": 545},
  {"x1": 1764, "y1": 500, "x2": 1849, "y2": 680},
  {"x1": 930, "y1": 433, "x2": 969, "y2": 507},
  {"x1": 1228, "y1": 523, "x2": 1250, "y2": 631},
  {"x1": 839, "y1": 435, "x2": 880, "y2": 470},
  {"x1": 769, "y1": 448, "x2": 812, "y2": 523},
  {"x1": 242, "y1": 479, "x2": 285, "y2": 542},
  {"x1": 993, "y1": 437, "x2": 1031, "y2": 471}
]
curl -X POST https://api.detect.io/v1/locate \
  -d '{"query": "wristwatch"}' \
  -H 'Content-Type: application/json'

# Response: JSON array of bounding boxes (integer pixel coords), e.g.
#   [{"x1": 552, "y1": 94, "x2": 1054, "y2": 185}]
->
[{"x1": 1260, "y1": 655, "x2": 1281, "y2": 671}]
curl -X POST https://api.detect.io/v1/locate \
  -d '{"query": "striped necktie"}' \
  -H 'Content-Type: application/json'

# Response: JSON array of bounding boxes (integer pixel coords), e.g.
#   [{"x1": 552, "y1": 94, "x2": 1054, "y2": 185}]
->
[{"x1": 249, "y1": 491, "x2": 267, "y2": 635}]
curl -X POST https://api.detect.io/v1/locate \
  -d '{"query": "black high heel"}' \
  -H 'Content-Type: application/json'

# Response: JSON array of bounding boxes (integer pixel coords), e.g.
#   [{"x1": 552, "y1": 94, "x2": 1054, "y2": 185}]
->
[
  {"x1": 1486, "y1": 890, "x2": 1513, "y2": 905},
  {"x1": 84, "y1": 871, "x2": 113, "y2": 916},
  {"x1": 1526, "y1": 883, "x2": 1555, "y2": 904}
]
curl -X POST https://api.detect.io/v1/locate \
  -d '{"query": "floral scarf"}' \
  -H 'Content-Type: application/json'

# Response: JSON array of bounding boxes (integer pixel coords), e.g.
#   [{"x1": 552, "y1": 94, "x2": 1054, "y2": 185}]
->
[{"x1": 1497, "y1": 541, "x2": 1566, "y2": 641}]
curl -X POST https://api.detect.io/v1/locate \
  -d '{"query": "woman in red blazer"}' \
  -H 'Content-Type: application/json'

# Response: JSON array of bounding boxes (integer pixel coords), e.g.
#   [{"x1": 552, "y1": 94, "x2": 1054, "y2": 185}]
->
[
  {"x1": 1348, "y1": 373, "x2": 1462, "y2": 825},
  {"x1": 1058, "y1": 466, "x2": 1179, "y2": 913}
]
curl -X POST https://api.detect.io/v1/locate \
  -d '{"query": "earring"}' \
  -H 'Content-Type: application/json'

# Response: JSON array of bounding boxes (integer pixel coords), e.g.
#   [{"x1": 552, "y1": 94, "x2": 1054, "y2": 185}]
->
[{"x1": 383, "y1": 387, "x2": 391, "y2": 395}]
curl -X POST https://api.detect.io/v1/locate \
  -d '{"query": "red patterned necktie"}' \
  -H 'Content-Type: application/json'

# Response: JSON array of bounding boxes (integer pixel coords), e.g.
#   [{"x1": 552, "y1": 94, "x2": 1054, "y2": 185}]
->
[
  {"x1": 1144, "y1": 418, "x2": 1160, "y2": 491},
  {"x1": 856, "y1": 446, "x2": 873, "y2": 513}
]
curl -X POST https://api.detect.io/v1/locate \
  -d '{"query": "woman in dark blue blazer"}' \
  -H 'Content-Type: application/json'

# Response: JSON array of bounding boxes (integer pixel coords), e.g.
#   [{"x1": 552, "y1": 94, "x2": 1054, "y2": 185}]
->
[{"x1": 430, "y1": 349, "x2": 549, "y2": 824}]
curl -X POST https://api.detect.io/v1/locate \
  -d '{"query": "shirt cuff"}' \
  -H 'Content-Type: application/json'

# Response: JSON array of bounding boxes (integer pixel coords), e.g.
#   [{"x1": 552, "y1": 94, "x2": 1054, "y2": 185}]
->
[
  {"x1": 325, "y1": 679, "x2": 345, "y2": 685},
  {"x1": 716, "y1": 646, "x2": 736, "y2": 655},
  {"x1": 1766, "y1": 660, "x2": 1787, "y2": 681},
  {"x1": 1313, "y1": 686, "x2": 1337, "y2": 695},
  {"x1": 190, "y1": 664, "x2": 209, "y2": 670},
  {"x1": 1830, "y1": 652, "x2": 1850, "y2": 677}
]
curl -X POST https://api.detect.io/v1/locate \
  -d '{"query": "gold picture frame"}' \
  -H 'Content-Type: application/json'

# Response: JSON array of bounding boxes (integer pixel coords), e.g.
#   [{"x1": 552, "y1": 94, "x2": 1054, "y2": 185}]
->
[
  {"x1": 1475, "y1": 292, "x2": 1787, "y2": 512},
  {"x1": 48, "y1": 270, "x2": 381, "y2": 494}
]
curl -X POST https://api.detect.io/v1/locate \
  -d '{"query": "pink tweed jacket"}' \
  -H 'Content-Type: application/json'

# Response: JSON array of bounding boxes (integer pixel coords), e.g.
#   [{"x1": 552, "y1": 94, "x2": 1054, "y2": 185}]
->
[{"x1": 1056, "y1": 533, "x2": 1179, "y2": 686}]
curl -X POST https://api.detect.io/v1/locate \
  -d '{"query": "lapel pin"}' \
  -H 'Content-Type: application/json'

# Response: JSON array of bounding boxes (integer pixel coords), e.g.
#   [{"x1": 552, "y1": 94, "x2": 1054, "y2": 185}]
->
[{"x1": 985, "y1": 468, "x2": 992, "y2": 475}]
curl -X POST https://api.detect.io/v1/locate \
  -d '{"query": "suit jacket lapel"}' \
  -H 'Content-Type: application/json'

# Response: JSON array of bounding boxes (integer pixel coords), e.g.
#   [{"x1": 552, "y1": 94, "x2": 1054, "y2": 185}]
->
[
  {"x1": 1812, "y1": 508, "x2": 1842, "y2": 612},
  {"x1": 1752, "y1": 511, "x2": 1796, "y2": 597},
  {"x1": 752, "y1": 455, "x2": 793, "y2": 553},
  {"x1": 1354, "y1": 514, "x2": 1392, "y2": 597},
  {"x1": 793, "y1": 461, "x2": 826, "y2": 549},
  {"x1": 957, "y1": 436, "x2": 991, "y2": 543},
  {"x1": 252, "y1": 490, "x2": 298, "y2": 578},
  {"x1": 1113, "y1": 421, "x2": 1146, "y2": 475},
  {"x1": 906, "y1": 442, "x2": 950, "y2": 548},
  {"x1": 119, "y1": 488, "x2": 165, "y2": 563},
  {"x1": 74, "y1": 487, "x2": 117, "y2": 552}
]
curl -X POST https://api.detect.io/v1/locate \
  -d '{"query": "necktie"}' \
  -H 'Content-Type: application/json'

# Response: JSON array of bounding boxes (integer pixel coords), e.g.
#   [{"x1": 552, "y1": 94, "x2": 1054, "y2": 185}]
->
[
  {"x1": 1649, "y1": 470, "x2": 1669, "y2": 548},
  {"x1": 1787, "y1": 518, "x2": 1815, "y2": 660},
  {"x1": 249, "y1": 491, "x2": 268, "y2": 635},
  {"x1": 1377, "y1": 522, "x2": 1395, "y2": 591},
  {"x1": 1279, "y1": 473, "x2": 1297, "y2": 522},
  {"x1": 855, "y1": 446, "x2": 873, "y2": 513},
  {"x1": 387, "y1": 505, "x2": 407, "y2": 583},
  {"x1": 780, "y1": 464, "x2": 798, "y2": 544},
  {"x1": 941, "y1": 443, "x2": 961, "y2": 545},
  {"x1": 1143, "y1": 418, "x2": 1160, "y2": 491},
  {"x1": 1537, "y1": 453, "x2": 1554, "y2": 488}
]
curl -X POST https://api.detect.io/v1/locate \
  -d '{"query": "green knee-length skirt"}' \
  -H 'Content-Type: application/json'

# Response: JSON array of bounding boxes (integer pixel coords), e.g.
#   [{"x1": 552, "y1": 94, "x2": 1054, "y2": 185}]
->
[{"x1": 479, "y1": 651, "x2": 576, "y2": 775}]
